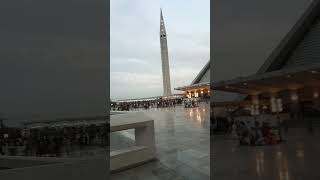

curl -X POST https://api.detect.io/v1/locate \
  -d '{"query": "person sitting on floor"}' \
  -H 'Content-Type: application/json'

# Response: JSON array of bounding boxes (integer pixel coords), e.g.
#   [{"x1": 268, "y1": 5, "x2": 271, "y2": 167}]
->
[{"x1": 239, "y1": 122, "x2": 250, "y2": 145}]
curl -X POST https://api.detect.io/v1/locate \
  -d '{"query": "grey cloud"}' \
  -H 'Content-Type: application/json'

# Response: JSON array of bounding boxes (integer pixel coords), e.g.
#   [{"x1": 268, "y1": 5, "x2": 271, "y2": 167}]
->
[{"x1": 0, "y1": 0, "x2": 108, "y2": 121}]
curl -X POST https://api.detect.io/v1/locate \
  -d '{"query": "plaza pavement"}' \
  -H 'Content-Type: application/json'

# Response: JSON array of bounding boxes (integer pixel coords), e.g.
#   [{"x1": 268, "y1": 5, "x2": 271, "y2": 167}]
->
[
  {"x1": 212, "y1": 128, "x2": 320, "y2": 180},
  {"x1": 110, "y1": 103, "x2": 210, "y2": 180},
  {"x1": 111, "y1": 103, "x2": 320, "y2": 180}
]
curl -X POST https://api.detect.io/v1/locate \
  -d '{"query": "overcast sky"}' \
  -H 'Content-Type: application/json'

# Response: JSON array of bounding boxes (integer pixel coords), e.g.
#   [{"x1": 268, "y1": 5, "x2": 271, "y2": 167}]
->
[
  {"x1": 0, "y1": 0, "x2": 108, "y2": 123},
  {"x1": 110, "y1": 0, "x2": 210, "y2": 100},
  {"x1": 0, "y1": 0, "x2": 314, "y2": 122},
  {"x1": 212, "y1": 0, "x2": 313, "y2": 101}
]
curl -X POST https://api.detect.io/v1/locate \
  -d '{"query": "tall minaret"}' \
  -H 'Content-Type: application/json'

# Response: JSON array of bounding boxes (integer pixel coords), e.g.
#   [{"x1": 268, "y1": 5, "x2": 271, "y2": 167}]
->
[{"x1": 160, "y1": 9, "x2": 172, "y2": 96}]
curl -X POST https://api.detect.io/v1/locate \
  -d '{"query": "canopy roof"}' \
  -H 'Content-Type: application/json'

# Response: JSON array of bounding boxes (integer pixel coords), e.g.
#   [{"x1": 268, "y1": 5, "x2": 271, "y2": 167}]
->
[
  {"x1": 213, "y1": 0, "x2": 320, "y2": 96},
  {"x1": 175, "y1": 82, "x2": 210, "y2": 91},
  {"x1": 191, "y1": 61, "x2": 210, "y2": 85},
  {"x1": 175, "y1": 61, "x2": 210, "y2": 91},
  {"x1": 258, "y1": 0, "x2": 320, "y2": 73},
  {"x1": 213, "y1": 63, "x2": 320, "y2": 95}
]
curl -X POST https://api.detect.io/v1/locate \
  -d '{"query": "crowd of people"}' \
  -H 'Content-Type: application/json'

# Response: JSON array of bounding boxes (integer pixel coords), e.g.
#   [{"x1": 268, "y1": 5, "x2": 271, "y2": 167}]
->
[
  {"x1": 184, "y1": 99, "x2": 200, "y2": 108},
  {"x1": 213, "y1": 117, "x2": 283, "y2": 146},
  {"x1": 111, "y1": 97, "x2": 210, "y2": 111},
  {"x1": 0, "y1": 124, "x2": 107, "y2": 157},
  {"x1": 234, "y1": 121, "x2": 282, "y2": 146},
  {"x1": 111, "y1": 98, "x2": 184, "y2": 111}
]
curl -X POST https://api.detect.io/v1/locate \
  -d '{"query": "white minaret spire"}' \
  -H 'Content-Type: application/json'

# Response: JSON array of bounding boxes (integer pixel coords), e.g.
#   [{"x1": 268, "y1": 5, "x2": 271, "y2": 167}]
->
[{"x1": 160, "y1": 9, "x2": 172, "y2": 96}]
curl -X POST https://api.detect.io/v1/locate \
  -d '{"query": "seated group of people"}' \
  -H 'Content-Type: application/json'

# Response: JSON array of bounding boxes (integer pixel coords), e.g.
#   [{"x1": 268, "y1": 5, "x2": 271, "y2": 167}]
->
[
  {"x1": 235, "y1": 121, "x2": 281, "y2": 146},
  {"x1": 184, "y1": 99, "x2": 199, "y2": 108},
  {"x1": 0, "y1": 124, "x2": 108, "y2": 157}
]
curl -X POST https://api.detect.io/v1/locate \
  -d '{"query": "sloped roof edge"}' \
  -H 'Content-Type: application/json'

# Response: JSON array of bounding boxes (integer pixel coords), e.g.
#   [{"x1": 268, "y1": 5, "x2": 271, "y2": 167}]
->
[
  {"x1": 191, "y1": 60, "x2": 210, "y2": 85},
  {"x1": 257, "y1": 0, "x2": 320, "y2": 74}
]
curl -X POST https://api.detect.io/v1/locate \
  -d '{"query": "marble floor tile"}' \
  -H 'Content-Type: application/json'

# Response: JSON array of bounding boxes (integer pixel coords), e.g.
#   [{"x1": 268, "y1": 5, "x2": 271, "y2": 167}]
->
[
  {"x1": 213, "y1": 129, "x2": 320, "y2": 180},
  {"x1": 111, "y1": 104, "x2": 210, "y2": 180}
]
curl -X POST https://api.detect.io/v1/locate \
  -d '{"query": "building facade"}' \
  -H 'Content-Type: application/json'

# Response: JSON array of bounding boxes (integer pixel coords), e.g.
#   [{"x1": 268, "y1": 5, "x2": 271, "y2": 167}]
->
[
  {"x1": 212, "y1": 0, "x2": 320, "y2": 121},
  {"x1": 175, "y1": 61, "x2": 210, "y2": 98}
]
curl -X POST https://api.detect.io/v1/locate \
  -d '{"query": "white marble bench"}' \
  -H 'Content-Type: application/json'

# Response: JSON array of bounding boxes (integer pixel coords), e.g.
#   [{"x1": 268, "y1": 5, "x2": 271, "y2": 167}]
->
[{"x1": 110, "y1": 112, "x2": 156, "y2": 172}]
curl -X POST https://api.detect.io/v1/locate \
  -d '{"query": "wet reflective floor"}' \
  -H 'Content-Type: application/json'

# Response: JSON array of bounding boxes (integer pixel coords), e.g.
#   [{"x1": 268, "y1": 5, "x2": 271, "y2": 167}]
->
[
  {"x1": 111, "y1": 103, "x2": 320, "y2": 180},
  {"x1": 213, "y1": 128, "x2": 320, "y2": 180},
  {"x1": 110, "y1": 103, "x2": 210, "y2": 180}
]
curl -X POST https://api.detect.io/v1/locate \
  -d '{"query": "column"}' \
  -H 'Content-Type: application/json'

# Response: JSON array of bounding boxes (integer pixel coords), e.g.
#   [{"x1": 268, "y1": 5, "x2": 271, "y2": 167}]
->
[
  {"x1": 270, "y1": 91, "x2": 284, "y2": 140},
  {"x1": 251, "y1": 94, "x2": 260, "y2": 115},
  {"x1": 270, "y1": 92, "x2": 283, "y2": 113},
  {"x1": 313, "y1": 88, "x2": 319, "y2": 110},
  {"x1": 270, "y1": 92, "x2": 277, "y2": 113},
  {"x1": 289, "y1": 89, "x2": 300, "y2": 120}
]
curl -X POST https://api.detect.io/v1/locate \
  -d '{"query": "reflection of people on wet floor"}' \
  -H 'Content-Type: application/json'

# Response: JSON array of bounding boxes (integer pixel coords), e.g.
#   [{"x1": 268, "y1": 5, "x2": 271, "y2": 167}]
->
[
  {"x1": 277, "y1": 117, "x2": 283, "y2": 142},
  {"x1": 308, "y1": 119, "x2": 313, "y2": 133}
]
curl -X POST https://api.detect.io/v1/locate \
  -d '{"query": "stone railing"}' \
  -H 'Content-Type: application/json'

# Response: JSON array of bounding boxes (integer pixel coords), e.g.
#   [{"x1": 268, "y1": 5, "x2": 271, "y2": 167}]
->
[{"x1": 110, "y1": 112, "x2": 156, "y2": 172}]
